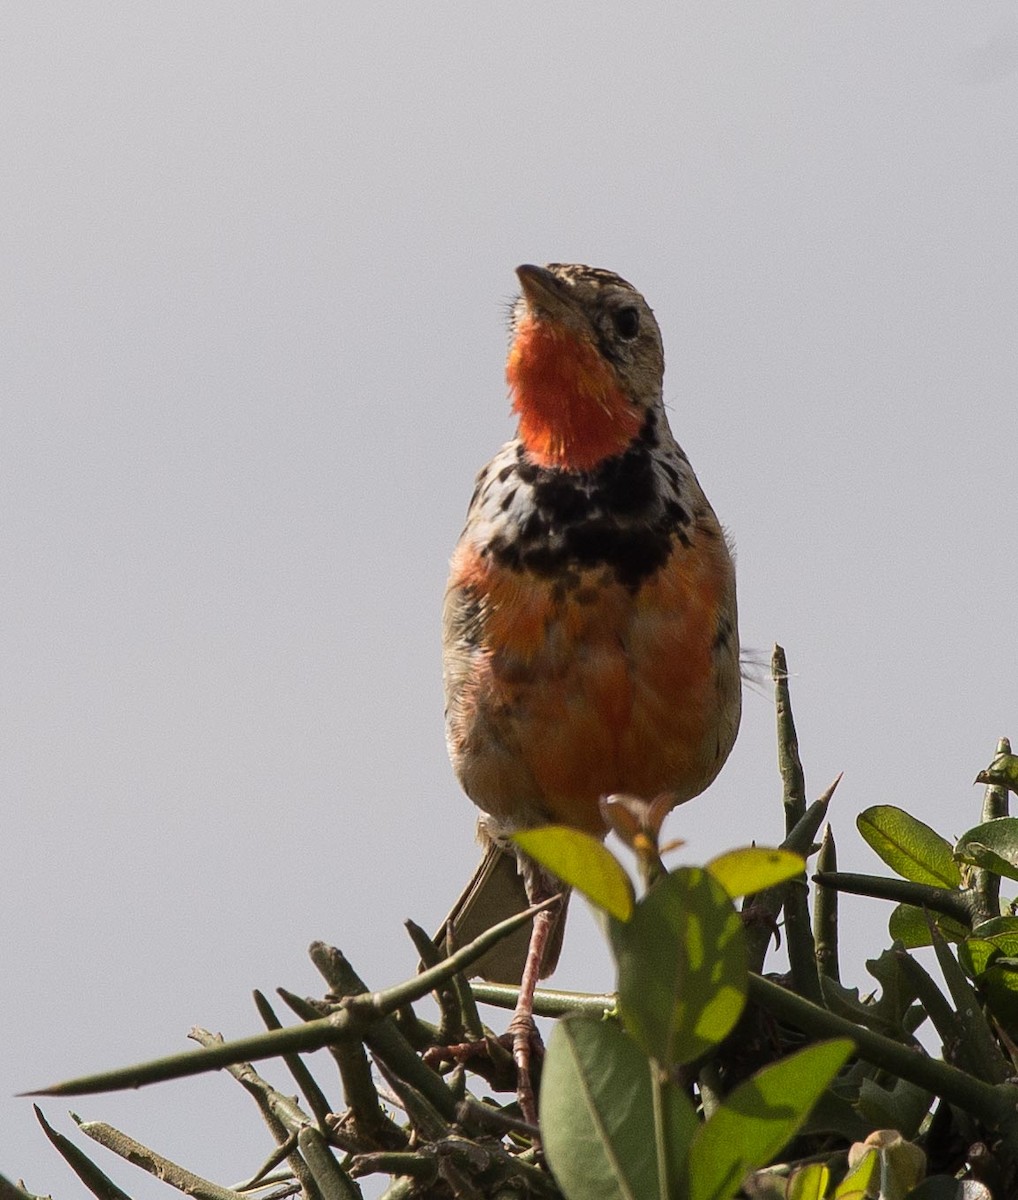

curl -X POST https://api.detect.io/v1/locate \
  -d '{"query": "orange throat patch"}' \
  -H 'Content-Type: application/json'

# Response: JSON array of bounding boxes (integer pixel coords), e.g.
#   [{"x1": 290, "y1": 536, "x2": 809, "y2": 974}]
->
[{"x1": 506, "y1": 314, "x2": 642, "y2": 471}]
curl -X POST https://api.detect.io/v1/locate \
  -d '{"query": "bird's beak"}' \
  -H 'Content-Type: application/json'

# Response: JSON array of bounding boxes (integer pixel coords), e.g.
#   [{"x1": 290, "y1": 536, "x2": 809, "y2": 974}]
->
[{"x1": 515, "y1": 264, "x2": 584, "y2": 328}]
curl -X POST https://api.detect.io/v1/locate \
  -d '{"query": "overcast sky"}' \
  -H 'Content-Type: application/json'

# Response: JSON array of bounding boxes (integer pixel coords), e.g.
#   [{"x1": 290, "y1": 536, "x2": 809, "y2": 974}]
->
[{"x1": 4, "y1": 4, "x2": 1017, "y2": 1194}]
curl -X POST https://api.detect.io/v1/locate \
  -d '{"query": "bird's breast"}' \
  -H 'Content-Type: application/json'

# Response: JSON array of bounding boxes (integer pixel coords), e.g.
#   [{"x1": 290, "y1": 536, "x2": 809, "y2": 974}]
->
[{"x1": 443, "y1": 518, "x2": 740, "y2": 835}]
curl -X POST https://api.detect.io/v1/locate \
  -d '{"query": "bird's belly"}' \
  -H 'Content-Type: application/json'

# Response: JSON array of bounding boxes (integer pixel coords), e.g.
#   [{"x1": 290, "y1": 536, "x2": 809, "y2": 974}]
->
[{"x1": 448, "y1": 546, "x2": 740, "y2": 835}]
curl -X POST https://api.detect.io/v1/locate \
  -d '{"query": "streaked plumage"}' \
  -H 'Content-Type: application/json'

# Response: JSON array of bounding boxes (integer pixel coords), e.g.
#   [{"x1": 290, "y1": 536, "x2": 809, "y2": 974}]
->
[{"x1": 440, "y1": 263, "x2": 741, "y2": 1116}]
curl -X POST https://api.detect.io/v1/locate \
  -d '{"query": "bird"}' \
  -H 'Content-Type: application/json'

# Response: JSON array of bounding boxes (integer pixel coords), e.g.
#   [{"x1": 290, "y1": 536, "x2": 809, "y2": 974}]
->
[{"x1": 441, "y1": 263, "x2": 742, "y2": 1122}]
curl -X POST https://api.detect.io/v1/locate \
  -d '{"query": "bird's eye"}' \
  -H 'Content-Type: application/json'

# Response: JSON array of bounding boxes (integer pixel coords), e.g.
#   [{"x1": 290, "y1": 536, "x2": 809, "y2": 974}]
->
[{"x1": 612, "y1": 307, "x2": 640, "y2": 340}]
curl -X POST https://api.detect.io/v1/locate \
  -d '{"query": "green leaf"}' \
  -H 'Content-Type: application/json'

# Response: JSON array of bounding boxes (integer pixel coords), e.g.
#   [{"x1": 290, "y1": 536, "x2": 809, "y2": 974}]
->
[
  {"x1": 955, "y1": 818, "x2": 1018, "y2": 883},
  {"x1": 964, "y1": 920, "x2": 1018, "y2": 1029},
  {"x1": 609, "y1": 867, "x2": 747, "y2": 1067},
  {"x1": 959, "y1": 937, "x2": 999, "y2": 979},
  {"x1": 661, "y1": 1081, "x2": 700, "y2": 1199},
  {"x1": 540, "y1": 1013, "x2": 696, "y2": 1200},
  {"x1": 751, "y1": 1163, "x2": 834, "y2": 1200},
  {"x1": 833, "y1": 1149, "x2": 878, "y2": 1198},
  {"x1": 820, "y1": 947, "x2": 919, "y2": 1039},
  {"x1": 843, "y1": 1132, "x2": 925, "y2": 1200},
  {"x1": 707, "y1": 847, "x2": 804, "y2": 898},
  {"x1": 514, "y1": 826, "x2": 635, "y2": 920},
  {"x1": 857, "y1": 1076, "x2": 932, "y2": 1139},
  {"x1": 857, "y1": 806, "x2": 961, "y2": 886},
  {"x1": 888, "y1": 903, "x2": 968, "y2": 947},
  {"x1": 960, "y1": 922, "x2": 1018, "y2": 985},
  {"x1": 687, "y1": 1039, "x2": 853, "y2": 1200},
  {"x1": 964, "y1": 945, "x2": 1018, "y2": 1036},
  {"x1": 786, "y1": 1163, "x2": 830, "y2": 1200},
  {"x1": 971, "y1": 915, "x2": 1018, "y2": 938},
  {"x1": 982, "y1": 959, "x2": 1018, "y2": 1023},
  {"x1": 799, "y1": 1089, "x2": 873, "y2": 1142}
]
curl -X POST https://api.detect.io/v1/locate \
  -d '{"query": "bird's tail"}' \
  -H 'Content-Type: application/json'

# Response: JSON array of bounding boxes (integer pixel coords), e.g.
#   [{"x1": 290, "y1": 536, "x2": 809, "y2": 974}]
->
[{"x1": 436, "y1": 840, "x2": 568, "y2": 985}]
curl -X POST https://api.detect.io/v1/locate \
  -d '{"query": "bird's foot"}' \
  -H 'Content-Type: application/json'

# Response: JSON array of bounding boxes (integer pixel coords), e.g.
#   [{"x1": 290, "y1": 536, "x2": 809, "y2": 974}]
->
[
  {"x1": 422, "y1": 1033, "x2": 521, "y2": 1095},
  {"x1": 508, "y1": 1010, "x2": 544, "y2": 1126},
  {"x1": 426, "y1": 1026, "x2": 545, "y2": 1118}
]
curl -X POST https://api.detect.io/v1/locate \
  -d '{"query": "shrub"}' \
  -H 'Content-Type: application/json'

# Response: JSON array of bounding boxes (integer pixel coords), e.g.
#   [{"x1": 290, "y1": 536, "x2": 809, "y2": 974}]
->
[{"x1": 16, "y1": 646, "x2": 1018, "y2": 1199}]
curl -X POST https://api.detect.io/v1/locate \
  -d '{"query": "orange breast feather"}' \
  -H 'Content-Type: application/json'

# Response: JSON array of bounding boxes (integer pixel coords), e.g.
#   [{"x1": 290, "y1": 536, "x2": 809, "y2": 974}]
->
[
  {"x1": 507, "y1": 315, "x2": 642, "y2": 472},
  {"x1": 447, "y1": 537, "x2": 728, "y2": 834}
]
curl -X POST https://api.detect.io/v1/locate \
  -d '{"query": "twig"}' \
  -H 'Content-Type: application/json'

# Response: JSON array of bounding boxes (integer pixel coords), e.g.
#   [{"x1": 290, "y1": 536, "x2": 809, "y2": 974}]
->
[
  {"x1": 813, "y1": 872, "x2": 973, "y2": 926},
  {"x1": 253, "y1": 990, "x2": 336, "y2": 1130},
  {"x1": 973, "y1": 736, "x2": 1012, "y2": 925},
  {"x1": 27, "y1": 902, "x2": 552, "y2": 1099},
  {"x1": 33, "y1": 1107, "x2": 135, "y2": 1200},
  {"x1": 748, "y1": 973, "x2": 1018, "y2": 1151},
  {"x1": 813, "y1": 825, "x2": 840, "y2": 984},
  {"x1": 72, "y1": 1114, "x2": 241, "y2": 1200},
  {"x1": 772, "y1": 645, "x2": 821, "y2": 1005}
]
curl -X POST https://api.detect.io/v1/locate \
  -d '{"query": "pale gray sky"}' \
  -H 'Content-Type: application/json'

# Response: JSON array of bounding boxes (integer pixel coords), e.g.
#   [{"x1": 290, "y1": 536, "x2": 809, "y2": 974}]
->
[{"x1": 4, "y1": 4, "x2": 1017, "y2": 1193}]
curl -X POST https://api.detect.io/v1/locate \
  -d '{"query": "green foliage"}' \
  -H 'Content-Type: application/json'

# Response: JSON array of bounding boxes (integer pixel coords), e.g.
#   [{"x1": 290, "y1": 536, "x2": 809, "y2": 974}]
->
[
  {"x1": 706, "y1": 846, "x2": 804, "y2": 899},
  {"x1": 888, "y1": 903, "x2": 969, "y2": 948},
  {"x1": 21, "y1": 660, "x2": 1018, "y2": 1198},
  {"x1": 959, "y1": 921, "x2": 1018, "y2": 1037},
  {"x1": 856, "y1": 807, "x2": 961, "y2": 888},
  {"x1": 954, "y1": 819, "x2": 1018, "y2": 883},
  {"x1": 609, "y1": 867, "x2": 748, "y2": 1068},
  {"x1": 514, "y1": 826, "x2": 635, "y2": 921},
  {"x1": 541, "y1": 1015, "x2": 696, "y2": 1200},
  {"x1": 685, "y1": 1042, "x2": 852, "y2": 1200}
]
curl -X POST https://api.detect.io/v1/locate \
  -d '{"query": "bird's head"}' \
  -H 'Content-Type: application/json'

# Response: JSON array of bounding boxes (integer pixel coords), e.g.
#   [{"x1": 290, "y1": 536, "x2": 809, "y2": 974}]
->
[{"x1": 507, "y1": 263, "x2": 666, "y2": 472}]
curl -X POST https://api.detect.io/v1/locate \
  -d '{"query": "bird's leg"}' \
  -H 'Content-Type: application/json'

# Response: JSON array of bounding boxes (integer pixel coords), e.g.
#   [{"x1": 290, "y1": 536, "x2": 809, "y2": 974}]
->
[{"x1": 507, "y1": 891, "x2": 562, "y2": 1127}]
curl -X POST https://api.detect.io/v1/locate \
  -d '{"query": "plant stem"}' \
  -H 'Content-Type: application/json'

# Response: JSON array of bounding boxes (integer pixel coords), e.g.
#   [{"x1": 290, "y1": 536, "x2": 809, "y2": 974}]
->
[
  {"x1": 814, "y1": 826, "x2": 840, "y2": 984},
  {"x1": 814, "y1": 872, "x2": 973, "y2": 925},
  {"x1": 772, "y1": 644, "x2": 807, "y2": 833},
  {"x1": 973, "y1": 736, "x2": 1012, "y2": 924},
  {"x1": 772, "y1": 646, "x2": 824, "y2": 1006},
  {"x1": 26, "y1": 903, "x2": 551, "y2": 1099},
  {"x1": 743, "y1": 781, "x2": 836, "y2": 974},
  {"x1": 651, "y1": 1063, "x2": 670, "y2": 1200},
  {"x1": 748, "y1": 973, "x2": 1018, "y2": 1149},
  {"x1": 253, "y1": 989, "x2": 336, "y2": 1132},
  {"x1": 469, "y1": 982, "x2": 616, "y2": 1017}
]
